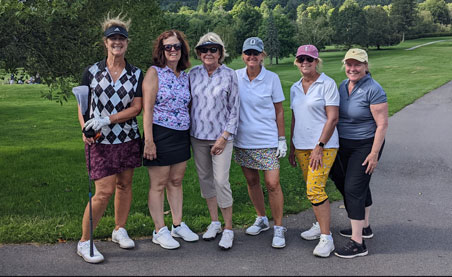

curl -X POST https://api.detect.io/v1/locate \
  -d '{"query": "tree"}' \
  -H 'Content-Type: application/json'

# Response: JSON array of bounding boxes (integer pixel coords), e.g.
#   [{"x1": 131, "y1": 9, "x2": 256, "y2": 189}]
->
[
  {"x1": 296, "y1": 3, "x2": 334, "y2": 50},
  {"x1": 364, "y1": 5, "x2": 397, "y2": 49},
  {"x1": 330, "y1": 0, "x2": 368, "y2": 48},
  {"x1": 231, "y1": 1, "x2": 263, "y2": 54},
  {"x1": 261, "y1": 11, "x2": 279, "y2": 65},
  {"x1": 390, "y1": 0, "x2": 418, "y2": 42},
  {"x1": 420, "y1": 0, "x2": 451, "y2": 25}
]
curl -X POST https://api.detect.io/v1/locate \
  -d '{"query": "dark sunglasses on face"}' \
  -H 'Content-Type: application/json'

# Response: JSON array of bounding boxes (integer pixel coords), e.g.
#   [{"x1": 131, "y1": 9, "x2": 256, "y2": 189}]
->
[
  {"x1": 297, "y1": 55, "x2": 315, "y2": 63},
  {"x1": 163, "y1": 43, "x2": 182, "y2": 51},
  {"x1": 243, "y1": 49, "x2": 261, "y2": 56},
  {"x1": 108, "y1": 35, "x2": 127, "y2": 41},
  {"x1": 198, "y1": 47, "x2": 219, "y2": 54}
]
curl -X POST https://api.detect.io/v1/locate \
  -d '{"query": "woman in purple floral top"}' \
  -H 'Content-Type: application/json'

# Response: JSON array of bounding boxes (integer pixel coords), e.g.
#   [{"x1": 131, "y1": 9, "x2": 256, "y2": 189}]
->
[{"x1": 142, "y1": 30, "x2": 198, "y2": 249}]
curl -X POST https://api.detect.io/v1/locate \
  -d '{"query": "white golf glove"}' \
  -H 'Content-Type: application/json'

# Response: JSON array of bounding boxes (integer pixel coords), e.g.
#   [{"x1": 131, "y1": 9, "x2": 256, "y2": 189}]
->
[
  {"x1": 84, "y1": 116, "x2": 111, "y2": 131},
  {"x1": 276, "y1": 137, "x2": 287, "y2": 158}
]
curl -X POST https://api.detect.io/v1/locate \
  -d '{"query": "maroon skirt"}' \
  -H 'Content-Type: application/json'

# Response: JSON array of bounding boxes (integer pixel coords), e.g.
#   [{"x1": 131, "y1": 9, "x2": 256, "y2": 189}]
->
[{"x1": 85, "y1": 138, "x2": 142, "y2": 180}]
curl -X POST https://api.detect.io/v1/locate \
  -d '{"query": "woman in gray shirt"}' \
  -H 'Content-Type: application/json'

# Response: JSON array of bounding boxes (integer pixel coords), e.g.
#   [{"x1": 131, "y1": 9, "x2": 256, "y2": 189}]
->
[{"x1": 331, "y1": 49, "x2": 388, "y2": 259}]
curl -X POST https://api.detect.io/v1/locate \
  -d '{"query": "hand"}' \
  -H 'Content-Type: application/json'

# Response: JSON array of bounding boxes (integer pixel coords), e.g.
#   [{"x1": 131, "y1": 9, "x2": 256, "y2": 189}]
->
[
  {"x1": 211, "y1": 136, "x2": 227, "y2": 155},
  {"x1": 84, "y1": 116, "x2": 111, "y2": 131},
  {"x1": 143, "y1": 140, "x2": 157, "y2": 160},
  {"x1": 276, "y1": 139, "x2": 287, "y2": 158},
  {"x1": 309, "y1": 146, "x2": 323, "y2": 171},
  {"x1": 362, "y1": 152, "x2": 379, "y2": 174},
  {"x1": 289, "y1": 151, "x2": 297, "y2": 167},
  {"x1": 82, "y1": 133, "x2": 95, "y2": 145}
]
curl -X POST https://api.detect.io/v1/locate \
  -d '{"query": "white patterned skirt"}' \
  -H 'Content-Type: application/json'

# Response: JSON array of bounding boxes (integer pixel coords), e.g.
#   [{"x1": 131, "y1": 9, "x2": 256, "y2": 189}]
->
[{"x1": 233, "y1": 147, "x2": 280, "y2": 170}]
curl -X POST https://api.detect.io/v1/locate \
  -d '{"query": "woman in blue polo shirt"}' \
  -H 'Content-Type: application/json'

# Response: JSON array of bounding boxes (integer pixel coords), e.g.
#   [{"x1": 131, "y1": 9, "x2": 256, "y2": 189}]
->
[
  {"x1": 234, "y1": 37, "x2": 287, "y2": 248},
  {"x1": 332, "y1": 49, "x2": 388, "y2": 259},
  {"x1": 288, "y1": 45, "x2": 340, "y2": 258}
]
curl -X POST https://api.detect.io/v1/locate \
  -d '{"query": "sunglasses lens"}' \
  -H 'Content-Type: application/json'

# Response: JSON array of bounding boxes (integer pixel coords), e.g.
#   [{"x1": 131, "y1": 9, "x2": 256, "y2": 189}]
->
[
  {"x1": 244, "y1": 50, "x2": 261, "y2": 56},
  {"x1": 199, "y1": 48, "x2": 208, "y2": 53},
  {"x1": 164, "y1": 45, "x2": 172, "y2": 51},
  {"x1": 164, "y1": 43, "x2": 182, "y2": 51},
  {"x1": 297, "y1": 56, "x2": 315, "y2": 63},
  {"x1": 209, "y1": 47, "x2": 218, "y2": 53},
  {"x1": 174, "y1": 44, "x2": 182, "y2": 51}
]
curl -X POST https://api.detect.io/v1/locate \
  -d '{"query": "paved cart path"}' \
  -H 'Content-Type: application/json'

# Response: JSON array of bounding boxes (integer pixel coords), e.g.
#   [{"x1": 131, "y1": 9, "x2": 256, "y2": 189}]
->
[{"x1": 1, "y1": 81, "x2": 452, "y2": 276}]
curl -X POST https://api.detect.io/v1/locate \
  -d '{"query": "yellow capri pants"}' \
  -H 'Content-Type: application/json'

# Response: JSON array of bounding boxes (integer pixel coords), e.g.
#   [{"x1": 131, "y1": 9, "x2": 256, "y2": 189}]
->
[{"x1": 295, "y1": 148, "x2": 338, "y2": 205}]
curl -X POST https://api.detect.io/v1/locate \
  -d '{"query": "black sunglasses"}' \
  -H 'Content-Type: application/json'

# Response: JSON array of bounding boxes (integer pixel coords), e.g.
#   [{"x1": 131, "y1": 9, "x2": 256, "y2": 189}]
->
[
  {"x1": 297, "y1": 55, "x2": 315, "y2": 63},
  {"x1": 243, "y1": 49, "x2": 261, "y2": 56},
  {"x1": 198, "y1": 47, "x2": 219, "y2": 54},
  {"x1": 163, "y1": 43, "x2": 182, "y2": 51}
]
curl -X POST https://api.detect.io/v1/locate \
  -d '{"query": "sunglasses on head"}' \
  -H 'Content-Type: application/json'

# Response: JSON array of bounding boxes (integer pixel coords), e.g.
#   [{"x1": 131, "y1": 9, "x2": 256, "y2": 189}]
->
[
  {"x1": 163, "y1": 43, "x2": 182, "y2": 52},
  {"x1": 198, "y1": 47, "x2": 219, "y2": 54},
  {"x1": 297, "y1": 55, "x2": 315, "y2": 63},
  {"x1": 243, "y1": 49, "x2": 261, "y2": 56}
]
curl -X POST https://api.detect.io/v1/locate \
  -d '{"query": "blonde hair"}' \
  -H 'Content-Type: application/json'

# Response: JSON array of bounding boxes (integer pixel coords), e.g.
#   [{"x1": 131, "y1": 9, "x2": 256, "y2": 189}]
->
[
  {"x1": 294, "y1": 57, "x2": 323, "y2": 73},
  {"x1": 195, "y1": 32, "x2": 229, "y2": 63},
  {"x1": 102, "y1": 13, "x2": 131, "y2": 33}
]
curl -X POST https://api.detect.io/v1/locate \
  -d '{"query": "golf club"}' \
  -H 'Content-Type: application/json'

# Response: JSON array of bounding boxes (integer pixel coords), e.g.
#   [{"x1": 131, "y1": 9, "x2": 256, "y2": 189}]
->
[{"x1": 72, "y1": 86, "x2": 98, "y2": 257}]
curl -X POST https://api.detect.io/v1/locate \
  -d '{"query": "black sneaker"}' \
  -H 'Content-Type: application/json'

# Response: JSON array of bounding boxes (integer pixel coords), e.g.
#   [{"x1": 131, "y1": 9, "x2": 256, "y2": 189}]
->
[
  {"x1": 339, "y1": 226, "x2": 373, "y2": 239},
  {"x1": 334, "y1": 239, "x2": 368, "y2": 259}
]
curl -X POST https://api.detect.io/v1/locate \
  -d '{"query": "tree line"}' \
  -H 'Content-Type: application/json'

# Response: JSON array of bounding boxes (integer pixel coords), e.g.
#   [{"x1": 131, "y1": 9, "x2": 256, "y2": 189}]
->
[{"x1": 1, "y1": 0, "x2": 451, "y2": 103}]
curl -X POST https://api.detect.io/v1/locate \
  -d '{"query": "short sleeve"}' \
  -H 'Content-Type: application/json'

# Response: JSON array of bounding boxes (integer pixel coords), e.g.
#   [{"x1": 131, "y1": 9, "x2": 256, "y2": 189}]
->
[
  {"x1": 271, "y1": 74, "x2": 285, "y2": 103},
  {"x1": 324, "y1": 79, "x2": 340, "y2": 106},
  {"x1": 81, "y1": 66, "x2": 91, "y2": 86},
  {"x1": 368, "y1": 81, "x2": 387, "y2": 105},
  {"x1": 134, "y1": 70, "x2": 143, "y2": 97}
]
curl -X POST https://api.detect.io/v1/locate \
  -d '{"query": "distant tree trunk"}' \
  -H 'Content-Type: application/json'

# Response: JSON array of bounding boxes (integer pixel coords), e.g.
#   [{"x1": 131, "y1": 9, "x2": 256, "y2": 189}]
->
[
  {"x1": 276, "y1": 56, "x2": 279, "y2": 65},
  {"x1": 269, "y1": 55, "x2": 273, "y2": 65}
]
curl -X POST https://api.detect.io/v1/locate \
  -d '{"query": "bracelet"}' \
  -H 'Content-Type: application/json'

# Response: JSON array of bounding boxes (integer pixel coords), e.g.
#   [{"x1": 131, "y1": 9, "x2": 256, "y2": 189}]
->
[{"x1": 278, "y1": 136, "x2": 286, "y2": 141}]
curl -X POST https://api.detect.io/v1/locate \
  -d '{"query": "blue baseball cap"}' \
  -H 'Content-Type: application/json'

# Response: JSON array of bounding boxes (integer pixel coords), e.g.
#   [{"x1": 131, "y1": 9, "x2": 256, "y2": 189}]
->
[{"x1": 242, "y1": 37, "x2": 264, "y2": 52}]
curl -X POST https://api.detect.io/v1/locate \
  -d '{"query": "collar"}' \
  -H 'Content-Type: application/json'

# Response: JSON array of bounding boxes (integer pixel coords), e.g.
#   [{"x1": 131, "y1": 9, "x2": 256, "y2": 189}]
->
[
  {"x1": 98, "y1": 57, "x2": 133, "y2": 75},
  {"x1": 346, "y1": 73, "x2": 371, "y2": 89},
  {"x1": 298, "y1": 72, "x2": 325, "y2": 86},
  {"x1": 239, "y1": 66, "x2": 266, "y2": 81}
]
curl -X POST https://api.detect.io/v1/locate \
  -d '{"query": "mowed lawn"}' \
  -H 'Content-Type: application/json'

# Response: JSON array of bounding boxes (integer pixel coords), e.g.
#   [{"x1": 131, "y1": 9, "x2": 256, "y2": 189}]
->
[{"x1": 0, "y1": 37, "x2": 451, "y2": 243}]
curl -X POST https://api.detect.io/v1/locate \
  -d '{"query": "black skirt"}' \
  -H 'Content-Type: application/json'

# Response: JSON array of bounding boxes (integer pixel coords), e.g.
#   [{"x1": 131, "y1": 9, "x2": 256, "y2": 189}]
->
[{"x1": 143, "y1": 124, "x2": 191, "y2": 166}]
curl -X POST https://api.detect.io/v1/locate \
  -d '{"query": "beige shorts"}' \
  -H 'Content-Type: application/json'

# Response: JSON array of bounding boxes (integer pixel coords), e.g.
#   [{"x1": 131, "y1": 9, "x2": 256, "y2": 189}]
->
[{"x1": 190, "y1": 137, "x2": 233, "y2": 208}]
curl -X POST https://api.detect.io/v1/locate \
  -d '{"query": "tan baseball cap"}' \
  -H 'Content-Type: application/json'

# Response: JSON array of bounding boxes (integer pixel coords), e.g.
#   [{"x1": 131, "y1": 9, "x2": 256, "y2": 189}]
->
[{"x1": 343, "y1": 48, "x2": 368, "y2": 63}]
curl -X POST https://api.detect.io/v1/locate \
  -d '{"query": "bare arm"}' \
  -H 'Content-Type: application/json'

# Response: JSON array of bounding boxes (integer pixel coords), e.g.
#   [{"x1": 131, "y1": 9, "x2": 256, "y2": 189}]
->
[
  {"x1": 309, "y1": 105, "x2": 339, "y2": 171},
  {"x1": 142, "y1": 67, "x2": 159, "y2": 160},
  {"x1": 362, "y1": 102, "x2": 388, "y2": 174}
]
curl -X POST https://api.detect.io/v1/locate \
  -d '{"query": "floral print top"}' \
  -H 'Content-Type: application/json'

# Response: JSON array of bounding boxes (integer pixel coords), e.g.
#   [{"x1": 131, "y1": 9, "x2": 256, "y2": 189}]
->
[{"x1": 152, "y1": 65, "x2": 190, "y2": 130}]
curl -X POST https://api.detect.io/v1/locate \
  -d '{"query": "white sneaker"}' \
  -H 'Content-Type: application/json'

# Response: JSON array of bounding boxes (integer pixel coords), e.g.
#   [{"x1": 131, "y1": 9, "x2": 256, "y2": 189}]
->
[
  {"x1": 218, "y1": 229, "x2": 234, "y2": 250},
  {"x1": 272, "y1": 226, "x2": 287, "y2": 248},
  {"x1": 152, "y1": 226, "x2": 180, "y2": 249},
  {"x1": 300, "y1": 222, "x2": 321, "y2": 240},
  {"x1": 202, "y1": 221, "x2": 222, "y2": 241},
  {"x1": 246, "y1": 216, "x2": 270, "y2": 235},
  {"x1": 77, "y1": 240, "x2": 104, "y2": 264},
  {"x1": 112, "y1": 227, "x2": 135, "y2": 249},
  {"x1": 313, "y1": 234, "x2": 335, "y2": 257},
  {"x1": 171, "y1": 222, "x2": 199, "y2": 242}
]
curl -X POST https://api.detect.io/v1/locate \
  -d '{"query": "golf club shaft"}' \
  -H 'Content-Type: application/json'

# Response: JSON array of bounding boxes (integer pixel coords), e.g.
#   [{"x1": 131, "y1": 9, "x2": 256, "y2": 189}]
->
[{"x1": 88, "y1": 144, "x2": 94, "y2": 257}]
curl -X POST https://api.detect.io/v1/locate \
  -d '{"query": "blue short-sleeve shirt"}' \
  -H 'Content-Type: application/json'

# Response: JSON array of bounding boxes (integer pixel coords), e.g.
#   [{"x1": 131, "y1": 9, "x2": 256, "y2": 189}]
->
[{"x1": 337, "y1": 73, "x2": 387, "y2": 140}]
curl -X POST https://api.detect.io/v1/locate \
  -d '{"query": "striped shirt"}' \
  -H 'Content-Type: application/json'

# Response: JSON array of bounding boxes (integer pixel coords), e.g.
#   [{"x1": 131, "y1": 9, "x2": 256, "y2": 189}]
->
[{"x1": 189, "y1": 64, "x2": 240, "y2": 140}]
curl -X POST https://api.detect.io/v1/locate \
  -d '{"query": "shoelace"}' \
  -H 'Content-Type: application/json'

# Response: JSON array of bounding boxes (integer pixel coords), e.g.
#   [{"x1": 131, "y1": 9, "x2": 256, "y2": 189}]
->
[{"x1": 274, "y1": 227, "x2": 287, "y2": 238}]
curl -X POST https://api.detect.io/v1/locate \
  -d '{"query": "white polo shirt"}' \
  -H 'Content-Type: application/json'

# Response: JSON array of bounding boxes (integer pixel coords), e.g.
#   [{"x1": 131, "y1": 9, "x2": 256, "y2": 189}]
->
[
  {"x1": 290, "y1": 73, "x2": 340, "y2": 149},
  {"x1": 234, "y1": 66, "x2": 285, "y2": 149}
]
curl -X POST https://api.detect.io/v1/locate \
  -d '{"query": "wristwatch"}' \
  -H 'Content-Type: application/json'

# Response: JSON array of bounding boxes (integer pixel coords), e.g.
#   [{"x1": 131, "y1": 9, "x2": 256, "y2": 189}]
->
[{"x1": 316, "y1": 141, "x2": 325, "y2": 148}]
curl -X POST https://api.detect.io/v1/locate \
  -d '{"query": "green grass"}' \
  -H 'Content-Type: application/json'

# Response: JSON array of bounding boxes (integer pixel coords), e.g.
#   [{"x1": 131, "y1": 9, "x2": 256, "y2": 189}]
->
[{"x1": 1, "y1": 37, "x2": 451, "y2": 243}]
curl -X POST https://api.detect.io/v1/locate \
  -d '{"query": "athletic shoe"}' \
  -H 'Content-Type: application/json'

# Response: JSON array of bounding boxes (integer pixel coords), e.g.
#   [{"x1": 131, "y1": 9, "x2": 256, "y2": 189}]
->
[
  {"x1": 300, "y1": 222, "x2": 321, "y2": 240},
  {"x1": 339, "y1": 225, "x2": 374, "y2": 239},
  {"x1": 171, "y1": 222, "x2": 199, "y2": 242},
  {"x1": 246, "y1": 216, "x2": 270, "y2": 235},
  {"x1": 202, "y1": 221, "x2": 222, "y2": 241},
  {"x1": 77, "y1": 240, "x2": 104, "y2": 264},
  {"x1": 112, "y1": 227, "x2": 135, "y2": 249},
  {"x1": 152, "y1": 226, "x2": 180, "y2": 249},
  {"x1": 313, "y1": 234, "x2": 335, "y2": 257},
  {"x1": 334, "y1": 239, "x2": 368, "y2": 259},
  {"x1": 218, "y1": 229, "x2": 234, "y2": 250},
  {"x1": 272, "y1": 226, "x2": 287, "y2": 248}
]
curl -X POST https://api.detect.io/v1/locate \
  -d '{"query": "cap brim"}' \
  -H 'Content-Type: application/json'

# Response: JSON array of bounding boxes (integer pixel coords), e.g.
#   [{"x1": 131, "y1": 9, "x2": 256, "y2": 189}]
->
[
  {"x1": 296, "y1": 52, "x2": 318, "y2": 59},
  {"x1": 243, "y1": 46, "x2": 263, "y2": 52},
  {"x1": 196, "y1": 42, "x2": 222, "y2": 49}
]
